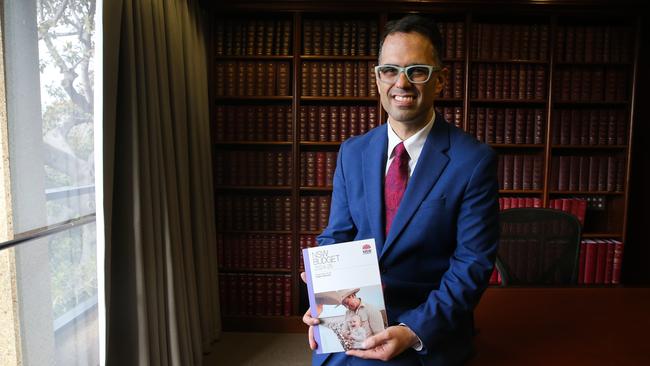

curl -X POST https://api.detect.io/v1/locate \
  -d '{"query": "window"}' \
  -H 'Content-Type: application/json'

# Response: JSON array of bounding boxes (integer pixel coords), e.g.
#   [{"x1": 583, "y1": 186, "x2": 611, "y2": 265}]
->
[{"x1": 0, "y1": 0, "x2": 100, "y2": 365}]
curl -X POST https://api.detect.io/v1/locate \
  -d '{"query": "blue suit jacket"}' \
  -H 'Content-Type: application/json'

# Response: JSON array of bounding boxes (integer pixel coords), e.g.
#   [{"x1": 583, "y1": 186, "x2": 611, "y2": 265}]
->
[{"x1": 314, "y1": 115, "x2": 499, "y2": 366}]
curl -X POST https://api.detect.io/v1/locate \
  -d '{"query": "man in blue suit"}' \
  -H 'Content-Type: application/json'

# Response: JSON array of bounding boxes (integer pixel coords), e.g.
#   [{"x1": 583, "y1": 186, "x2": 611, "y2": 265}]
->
[{"x1": 303, "y1": 15, "x2": 499, "y2": 365}]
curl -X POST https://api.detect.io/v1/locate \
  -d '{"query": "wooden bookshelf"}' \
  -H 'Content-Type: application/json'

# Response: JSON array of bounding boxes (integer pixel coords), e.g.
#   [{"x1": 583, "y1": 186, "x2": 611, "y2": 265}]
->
[{"x1": 210, "y1": 1, "x2": 642, "y2": 331}]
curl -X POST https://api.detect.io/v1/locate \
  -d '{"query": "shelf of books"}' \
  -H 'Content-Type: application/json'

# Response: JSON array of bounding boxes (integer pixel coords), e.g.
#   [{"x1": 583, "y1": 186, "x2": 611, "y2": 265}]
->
[{"x1": 212, "y1": 7, "x2": 639, "y2": 331}]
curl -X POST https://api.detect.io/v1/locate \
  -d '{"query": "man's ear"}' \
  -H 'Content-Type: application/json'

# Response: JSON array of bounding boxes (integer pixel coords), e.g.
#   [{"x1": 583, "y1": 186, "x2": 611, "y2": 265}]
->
[{"x1": 434, "y1": 67, "x2": 449, "y2": 95}]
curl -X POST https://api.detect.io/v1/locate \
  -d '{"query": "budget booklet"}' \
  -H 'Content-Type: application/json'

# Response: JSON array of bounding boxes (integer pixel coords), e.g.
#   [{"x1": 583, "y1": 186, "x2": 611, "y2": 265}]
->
[{"x1": 303, "y1": 238, "x2": 388, "y2": 354}]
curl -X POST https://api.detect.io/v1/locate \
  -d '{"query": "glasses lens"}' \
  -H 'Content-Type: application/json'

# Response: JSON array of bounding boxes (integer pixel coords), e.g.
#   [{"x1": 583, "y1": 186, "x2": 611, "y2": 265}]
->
[
  {"x1": 406, "y1": 66, "x2": 431, "y2": 83},
  {"x1": 377, "y1": 65, "x2": 400, "y2": 82}
]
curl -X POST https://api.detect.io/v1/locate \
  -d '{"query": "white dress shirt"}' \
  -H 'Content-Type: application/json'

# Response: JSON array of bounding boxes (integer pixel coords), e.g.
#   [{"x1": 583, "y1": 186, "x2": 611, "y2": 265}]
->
[{"x1": 385, "y1": 112, "x2": 436, "y2": 177}]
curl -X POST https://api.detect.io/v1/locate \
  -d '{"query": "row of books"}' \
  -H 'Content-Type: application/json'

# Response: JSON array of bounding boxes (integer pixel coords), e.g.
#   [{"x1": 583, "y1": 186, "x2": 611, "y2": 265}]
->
[
  {"x1": 497, "y1": 154, "x2": 544, "y2": 191},
  {"x1": 299, "y1": 234, "x2": 319, "y2": 272},
  {"x1": 472, "y1": 23, "x2": 550, "y2": 61},
  {"x1": 214, "y1": 20, "x2": 633, "y2": 64},
  {"x1": 470, "y1": 64, "x2": 546, "y2": 100},
  {"x1": 553, "y1": 67, "x2": 628, "y2": 102},
  {"x1": 498, "y1": 197, "x2": 542, "y2": 210},
  {"x1": 299, "y1": 105, "x2": 378, "y2": 142},
  {"x1": 219, "y1": 274, "x2": 292, "y2": 317},
  {"x1": 301, "y1": 61, "x2": 377, "y2": 97},
  {"x1": 214, "y1": 19, "x2": 292, "y2": 56},
  {"x1": 216, "y1": 233, "x2": 292, "y2": 270},
  {"x1": 552, "y1": 108, "x2": 627, "y2": 146},
  {"x1": 437, "y1": 107, "x2": 464, "y2": 129},
  {"x1": 578, "y1": 239, "x2": 624, "y2": 285},
  {"x1": 215, "y1": 195, "x2": 292, "y2": 231},
  {"x1": 215, "y1": 61, "x2": 291, "y2": 97},
  {"x1": 440, "y1": 62, "x2": 464, "y2": 99},
  {"x1": 489, "y1": 238, "x2": 623, "y2": 286},
  {"x1": 438, "y1": 22, "x2": 466, "y2": 60},
  {"x1": 555, "y1": 25, "x2": 634, "y2": 63},
  {"x1": 550, "y1": 155, "x2": 625, "y2": 192},
  {"x1": 511, "y1": 195, "x2": 605, "y2": 212},
  {"x1": 301, "y1": 152, "x2": 337, "y2": 188},
  {"x1": 468, "y1": 107, "x2": 544, "y2": 145},
  {"x1": 302, "y1": 19, "x2": 378, "y2": 56},
  {"x1": 214, "y1": 151, "x2": 293, "y2": 187},
  {"x1": 498, "y1": 197, "x2": 586, "y2": 226},
  {"x1": 299, "y1": 196, "x2": 331, "y2": 232},
  {"x1": 548, "y1": 198, "x2": 587, "y2": 226},
  {"x1": 214, "y1": 105, "x2": 293, "y2": 142}
]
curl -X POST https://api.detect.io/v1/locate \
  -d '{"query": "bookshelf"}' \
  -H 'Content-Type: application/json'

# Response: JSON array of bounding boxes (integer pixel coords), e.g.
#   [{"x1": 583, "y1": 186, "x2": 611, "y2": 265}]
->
[{"x1": 211, "y1": 2, "x2": 641, "y2": 331}]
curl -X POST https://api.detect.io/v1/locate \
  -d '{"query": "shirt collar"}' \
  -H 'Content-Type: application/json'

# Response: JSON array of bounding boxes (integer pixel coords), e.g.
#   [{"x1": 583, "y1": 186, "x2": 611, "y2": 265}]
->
[{"x1": 386, "y1": 111, "x2": 436, "y2": 161}]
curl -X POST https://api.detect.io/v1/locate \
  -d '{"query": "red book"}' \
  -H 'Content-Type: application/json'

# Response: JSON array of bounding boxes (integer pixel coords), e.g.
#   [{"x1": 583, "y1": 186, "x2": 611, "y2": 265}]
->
[
  {"x1": 575, "y1": 199, "x2": 587, "y2": 226},
  {"x1": 349, "y1": 106, "x2": 359, "y2": 137},
  {"x1": 583, "y1": 240, "x2": 597, "y2": 284},
  {"x1": 594, "y1": 239, "x2": 608, "y2": 284},
  {"x1": 316, "y1": 152, "x2": 326, "y2": 187},
  {"x1": 358, "y1": 106, "x2": 368, "y2": 135},
  {"x1": 304, "y1": 152, "x2": 316, "y2": 186},
  {"x1": 604, "y1": 239, "x2": 616, "y2": 285},
  {"x1": 558, "y1": 156, "x2": 569, "y2": 191},
  {"x1": 503, "y1": 154, "x2": 513, "y2": 190},
  {"x1": 254, "y1": 275, "x2": 265, "y2": 314},
  {"x1": 339, "y1": 106, "x2": 349, "y2": 141},
  {"x1": 285, "y1": 234, "x2": 292, "y2": 269},
  {"x1": 318, "y1": 106, "x2": 329, "y2": 141},
  {"x1": 326, "y1": 152, "x2": 336, "y2": 187},
  {"x1": 273, "y1": 276, "x2": 282, "y2": 316},
  {"x1": 299, "y1": 106, "x2": 308, "y2": 141},
  {"x1": 307, "y1": 106, "x2": 318, "y2": 141},
  {"x1": 503, "y1": 197, "x2": 512, "y2": 210},
  {"x1": 612, "y1": 240, "x2": 624, "y2": 285},
  {"x1": 283, "y1": 275, "x2": 292, "y2": 316},
  {"x1": 579, "y1": 156, "x2": 590, "y2": 192},
  {"x1": 329, "y1": 106, "x2": 339, "y2": 142}
]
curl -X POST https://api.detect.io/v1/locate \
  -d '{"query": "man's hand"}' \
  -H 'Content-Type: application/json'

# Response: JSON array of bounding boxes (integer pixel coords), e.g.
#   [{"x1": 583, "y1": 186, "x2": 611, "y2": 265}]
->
[
  {"x1": 300, "y1": 272, "x2": 323, "y2": 350},
  {"x1": 345, "y1": 325, "x2": 418, "y2": 361},
  {"x1": 302, "y1": 307, "x2": 320, "y2": 350}
]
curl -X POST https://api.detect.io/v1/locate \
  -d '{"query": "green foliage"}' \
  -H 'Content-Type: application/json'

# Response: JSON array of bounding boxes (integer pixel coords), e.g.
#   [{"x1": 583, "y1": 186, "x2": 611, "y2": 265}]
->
[{"x1": 48, "y1": 225, "x2": 97, "y2": 319}]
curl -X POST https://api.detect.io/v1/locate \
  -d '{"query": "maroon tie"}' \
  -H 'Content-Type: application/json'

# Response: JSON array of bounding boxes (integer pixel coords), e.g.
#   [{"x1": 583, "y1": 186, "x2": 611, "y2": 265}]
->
[{"x1": 385, "y1": 142, "x2": 409, "y2": 235}]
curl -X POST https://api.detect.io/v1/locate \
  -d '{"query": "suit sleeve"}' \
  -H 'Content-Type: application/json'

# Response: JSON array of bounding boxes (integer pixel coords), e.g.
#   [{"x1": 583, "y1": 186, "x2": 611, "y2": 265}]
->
[
  {"x1": 317, "y1": 141, "x2": 358, "y2": 245},
  {"x1": 396, "y1": 148, "x2": 499, "y2": 353}
]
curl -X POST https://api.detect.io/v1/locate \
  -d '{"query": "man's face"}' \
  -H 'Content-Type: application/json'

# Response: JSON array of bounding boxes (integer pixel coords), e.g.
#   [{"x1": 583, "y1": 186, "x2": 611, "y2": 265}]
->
[
  {"x1": 376, "y1": 32, "x2": 446, "y2": 127},
  {"x1": 342, "y1": 294, "x2": 361, "y2": 310}
]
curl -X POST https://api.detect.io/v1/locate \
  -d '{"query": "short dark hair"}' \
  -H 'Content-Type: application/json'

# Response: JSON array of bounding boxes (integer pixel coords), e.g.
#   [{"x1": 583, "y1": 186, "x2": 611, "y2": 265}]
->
[{"x1": 379, "y1": 14, "x2": 444, "y2": 66}]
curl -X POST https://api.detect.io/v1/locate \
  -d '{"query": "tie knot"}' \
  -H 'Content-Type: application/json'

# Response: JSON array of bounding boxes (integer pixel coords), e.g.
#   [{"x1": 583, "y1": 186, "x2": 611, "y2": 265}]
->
[{"x1": 394, "y1": 142, "x2": 409, "y2": 161}]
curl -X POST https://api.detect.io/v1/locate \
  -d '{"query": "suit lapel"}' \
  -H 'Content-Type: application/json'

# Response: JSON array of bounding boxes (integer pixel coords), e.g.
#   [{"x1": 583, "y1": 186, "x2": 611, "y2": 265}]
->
[
  {"x1": 362, "y1": 126, "x2": 388, "y2": 253},
  {"x1": 380, "y1": 116, "x2": 451, "y2": 260}
]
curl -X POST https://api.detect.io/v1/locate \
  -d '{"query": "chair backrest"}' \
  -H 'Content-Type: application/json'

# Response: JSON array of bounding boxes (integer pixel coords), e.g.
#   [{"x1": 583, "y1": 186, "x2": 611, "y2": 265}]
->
[{"x1": 496, "y1": 208, "x2": 581, "y2": 286}]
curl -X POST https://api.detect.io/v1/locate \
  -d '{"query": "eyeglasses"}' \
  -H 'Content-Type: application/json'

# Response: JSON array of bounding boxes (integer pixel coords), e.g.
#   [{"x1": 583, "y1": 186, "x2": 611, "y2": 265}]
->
[{"x1": 374, "y1": 64, "x2": 442, "y2": 84}]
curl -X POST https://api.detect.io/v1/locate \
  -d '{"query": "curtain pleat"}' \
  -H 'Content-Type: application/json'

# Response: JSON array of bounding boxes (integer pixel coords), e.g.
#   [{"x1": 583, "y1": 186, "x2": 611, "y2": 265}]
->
[{"x1": 104, "y1": 0, "x2": 220, "y2": 364}]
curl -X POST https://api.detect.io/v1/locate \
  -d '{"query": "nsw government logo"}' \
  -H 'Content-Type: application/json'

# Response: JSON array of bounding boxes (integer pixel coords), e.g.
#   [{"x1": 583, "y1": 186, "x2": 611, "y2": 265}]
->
[{"x1": 362, "y1": 243, "x2": 372, "y2": 255}]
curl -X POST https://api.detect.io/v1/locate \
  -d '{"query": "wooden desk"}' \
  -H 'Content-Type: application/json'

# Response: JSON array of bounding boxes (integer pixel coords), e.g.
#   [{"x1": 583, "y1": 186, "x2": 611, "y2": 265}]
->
[{"x1": 470, "y1": 287, "x2": 650, "y2": 365}]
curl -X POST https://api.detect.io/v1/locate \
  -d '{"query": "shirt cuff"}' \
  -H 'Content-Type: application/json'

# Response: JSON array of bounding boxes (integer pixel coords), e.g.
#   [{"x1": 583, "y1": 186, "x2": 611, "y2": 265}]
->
[{"x1": 398, "y1": 323, "x2": 424, "y2": 351}]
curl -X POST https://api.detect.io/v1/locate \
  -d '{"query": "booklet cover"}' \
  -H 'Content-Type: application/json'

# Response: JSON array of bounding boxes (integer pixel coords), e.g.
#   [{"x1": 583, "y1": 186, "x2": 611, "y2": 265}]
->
[{"x1": 303, "y1": 238, "x2": 388, "y2": 354}]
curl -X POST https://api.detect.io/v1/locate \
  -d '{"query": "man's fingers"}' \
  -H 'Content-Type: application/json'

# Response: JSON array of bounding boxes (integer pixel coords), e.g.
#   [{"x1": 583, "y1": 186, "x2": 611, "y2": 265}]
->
[
  {"x1": 361, "y1": 329, "x2": 391, "y2": 349},
  {"x1": 346, "y1": 347, "x2": 387, "y2": 361},
  {"x1": 300, "y1": 272, "x2": 307, "y2": 284},
  {"x1": 308, "y1": 325, "x2": 317, "y2": 350},
  {"x1": 302, "y1": 308, "x2": 319, "y2": 326}
]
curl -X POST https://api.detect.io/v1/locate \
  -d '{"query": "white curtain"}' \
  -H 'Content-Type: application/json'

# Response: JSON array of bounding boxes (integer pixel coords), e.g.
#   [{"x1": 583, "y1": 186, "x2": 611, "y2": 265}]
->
[{"x1": 103, "y1": 0, "x2": 220, "y2": 364}]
